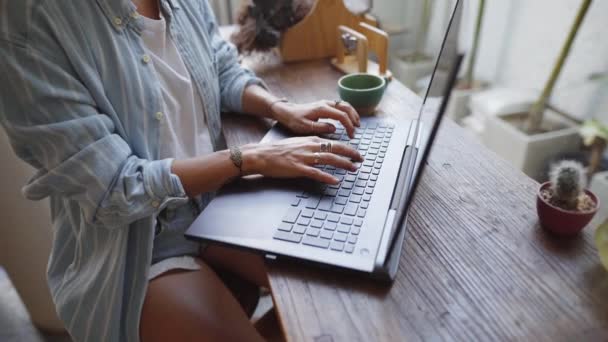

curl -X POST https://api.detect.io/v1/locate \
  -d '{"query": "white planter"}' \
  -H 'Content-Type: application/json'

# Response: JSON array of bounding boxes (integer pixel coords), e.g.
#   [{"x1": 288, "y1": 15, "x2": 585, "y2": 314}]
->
[
  {"x1": 483, "y1": 111, "x2": 581, "y2": 180},
  {"x1": 390, "y1": 51, "x2": 435, "y2": 92},
  {"x1": 591, "y1": 171, "x2": 608, "y2": 222}
]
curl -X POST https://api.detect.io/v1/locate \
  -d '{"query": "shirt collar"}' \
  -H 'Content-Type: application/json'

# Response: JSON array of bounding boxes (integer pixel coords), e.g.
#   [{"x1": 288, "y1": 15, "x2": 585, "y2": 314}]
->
[{"x1": 96, "y1": 0, "x2": 180, "y2": 32}]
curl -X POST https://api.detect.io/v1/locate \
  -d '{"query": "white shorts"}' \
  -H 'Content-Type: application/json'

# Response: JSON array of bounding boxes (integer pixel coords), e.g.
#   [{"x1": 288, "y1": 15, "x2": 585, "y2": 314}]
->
[{"x1": 148, "y1": 255, "x2": 201, "y2": 281}]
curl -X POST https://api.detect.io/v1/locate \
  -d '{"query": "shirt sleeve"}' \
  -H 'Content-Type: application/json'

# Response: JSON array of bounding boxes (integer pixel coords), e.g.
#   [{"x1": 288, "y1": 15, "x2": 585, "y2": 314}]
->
[
  {"x1": 0, "y1": 39, "x2": 189, "y2": 230},
  {"x1": 200, "y1": 0, "x2": 266, "y2": 113}
]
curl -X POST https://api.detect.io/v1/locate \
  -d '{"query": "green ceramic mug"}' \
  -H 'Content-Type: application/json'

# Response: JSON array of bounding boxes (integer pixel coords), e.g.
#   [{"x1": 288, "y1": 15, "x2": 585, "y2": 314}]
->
[{"x1": 338, "y1": 73, "x2": 388, "y2": 116}]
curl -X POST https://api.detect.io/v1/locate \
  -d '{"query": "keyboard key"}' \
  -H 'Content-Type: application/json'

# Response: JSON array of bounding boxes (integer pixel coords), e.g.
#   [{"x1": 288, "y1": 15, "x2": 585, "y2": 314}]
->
[
  {"x1": 372, "y1": 169, "x2": 380, "y2": 175},
  {"x1": 345, "y1": 175, "x2": 356, "y2": 182},
  {"x1": 320, "y1": 230, "x2": 334, "y2": 239},
  {"x1": 297, "y1": 217, "x2": 311, "y2": 226},
  {"x1": 334, "y1": 232, "x2": 348, "y2": 242},
  {"x1": 365, "y1": 187, "x2": 374, "y2": 194},
  {"x1": 337, "y1": 224, "x2": 350, "y2": 233},
  {"x1": 323, "y1": 221, "x2": 337, "y2": 231},
  {"x1": 327, "y1": 214, "x2": 340, "y2": 222},
  {"x1": 363, "y1": 160, "x2": 374, "y2": 167},
  {"x1": 338, "y1": 189, "x2": 350, "y2": 197},
  {"x1": 305, "y1": 196, "x2": 321, "y2": 209},
  {"x1": 354, "y1": 219, "x2": 363, "y2": 227},
  {"x1": 348, "y1": 235, "x2": 358, "y2": 244},
  {"x1": 344, "y1": 203, "x2": 358, "y2": 216},
  {"x1": 331, "y1": 203, "x2": 345, "y2": 214},
  {"x1": 311, "y1": 219, "x2": 324, "y2": 228},
  {"x1": 357, "y1": 209, "x2": 367, "y2": 218},
  {"x1": 335, "y1": 169, "x2": 347, "y2": 175},
  {"x1": 368, "y1": 181, "x2": 376, "y2": 188},
  {"x1": 353, "y1": 187, "x2": 365, "y2": 195},
  {"x1": 330, "y1": 241, "x2": 345, "y2": 251},
  {"x1": 356, "y1": 180, "x2": 367, "y2": 187},
  {"x1": 335, "y1": 196, "x2": 348, "y2": 205},
  {"x1": 361, "y1": 166, "x2": 372, "y2": 174},
  {"x1": 282, "y1": 208, "x2": 301, "y2": 223},
  {"x1": 358, "y1": 173, "x2": 370, "y2": 180},
  {"x1": 325, "y1": 188, "x2": 338, "y2": 197},
  {"x1": 314, "y1": 211, "x2": 328, "y2": 220},
  {"x1": 302, "y1": 209, "x2": 314, "y2": 218},
  {"x1": 374, "y1": 162, "x2": 382, "y2": 169},
  {"x1": 306, "y1": 227, "x2": 321, "y2": 237},
  {"x1": 291, "y1": 198, "x2": 301, "y2": 206},
  {"x1": 318, "y1": 196, "x2": 334, "y2": 211},
  {"x1": 360, "y1": 202, "x2": 369, "y2": 209},
  {"x1": 371, "y1": 174, "x2": 378, "y2": 181},
  {"x1": 349, "y1": 195, "x2": 362, "y2": 203},
  {"x1": 345, "y1": 244, "x2": 355, "y2": 253},
  {"x1": 274, "y1": 231, "x2": 303, "y2": 243},
  {"x1": 341, "y1": 216, "x2": 354, "y2": 225},
  {"x1": 302, "y1": 235, "x2": 330, "y2": 249},
  {"x1": 363, "y1": 194, "x2": 372, "y2": 202},
  {"x1": 351, "y1": 226, "x2": 361, "y2": 235},
  {"x1": 278, "y1": 222, "x2": 293, "y2": 232}
]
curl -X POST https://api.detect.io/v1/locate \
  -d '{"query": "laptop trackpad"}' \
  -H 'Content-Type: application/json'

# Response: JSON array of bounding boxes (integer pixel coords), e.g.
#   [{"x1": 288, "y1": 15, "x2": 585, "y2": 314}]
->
[{"x1": 189, "y1": 176, "x2": 306, "y2": 241}]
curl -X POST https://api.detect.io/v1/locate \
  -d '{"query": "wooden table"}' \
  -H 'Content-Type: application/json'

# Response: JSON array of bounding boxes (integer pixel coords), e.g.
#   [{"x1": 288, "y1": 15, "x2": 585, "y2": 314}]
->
[{"x1": 221, "y1": 57, "x2": 608, "y2": 341}]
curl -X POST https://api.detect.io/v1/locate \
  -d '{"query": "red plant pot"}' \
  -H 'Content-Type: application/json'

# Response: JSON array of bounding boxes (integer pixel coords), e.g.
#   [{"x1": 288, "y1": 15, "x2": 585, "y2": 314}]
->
[{"x1": 537, "y1": 182, "x2": 599, "y2": 236}]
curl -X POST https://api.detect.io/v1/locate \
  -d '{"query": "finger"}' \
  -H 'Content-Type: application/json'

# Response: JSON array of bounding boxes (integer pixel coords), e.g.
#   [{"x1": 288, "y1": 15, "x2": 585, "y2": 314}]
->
[
  {"x1": 312, "y1": 105, "x2": 356, "y2": 138},
  {"x1": 298, "y1": 165, "x2": 339, "y2": 184},
  {"x1": 328, "y1": 100, "x2": 360, "y2": 127},
  {"x1": 324, "y1": 141, "x2": 363, "y2": 161},
  {"x1": 318, "y1": 153, "x2": 357, "y2": 171},
  {"x1": 310, "y1": 121, "x2": 336, "y2": 135}
]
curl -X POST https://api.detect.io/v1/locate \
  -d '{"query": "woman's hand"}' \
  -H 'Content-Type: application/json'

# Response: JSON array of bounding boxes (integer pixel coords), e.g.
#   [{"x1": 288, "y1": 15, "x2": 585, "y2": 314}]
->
[
  {"x1": 241, "y1": 136, "x2": 363, "y2": 184},
  {"x1": 271, "y1": 100, "x2": 361, "y2": 139}
]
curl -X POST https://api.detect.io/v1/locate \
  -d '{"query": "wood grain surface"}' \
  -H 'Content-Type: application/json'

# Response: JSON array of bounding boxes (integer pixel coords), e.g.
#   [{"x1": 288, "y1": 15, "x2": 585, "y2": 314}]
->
[{"x1": 221, "y1": 57, "x2": 608, "y2": 341}]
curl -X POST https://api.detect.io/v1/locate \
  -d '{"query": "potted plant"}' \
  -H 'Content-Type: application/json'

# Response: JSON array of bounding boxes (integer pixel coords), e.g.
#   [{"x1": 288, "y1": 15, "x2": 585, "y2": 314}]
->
[
  {"x1": 391, "y1": 0, "x2": 436, "y2": 90},
  {"x1": 537, "y1": 160, "x2": 599, "y2": 236},
  {"x1": 446, "y1": 0, "x2": 488, "y2": 123},
  {"x1": 480, "y1": 0, "x2": 592, "y2": 180}
]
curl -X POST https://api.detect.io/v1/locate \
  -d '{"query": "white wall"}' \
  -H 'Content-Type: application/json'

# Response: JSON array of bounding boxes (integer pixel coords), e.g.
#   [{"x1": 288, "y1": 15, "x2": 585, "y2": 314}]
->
[{"x1": 459, "y1": 0, "x2": 608, "y2": 122}]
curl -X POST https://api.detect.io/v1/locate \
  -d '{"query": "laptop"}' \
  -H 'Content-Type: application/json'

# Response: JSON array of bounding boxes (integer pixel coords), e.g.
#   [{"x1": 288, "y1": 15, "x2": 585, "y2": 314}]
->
[{"x1": 186, "y1": 1, "x2": 462, "y2": 282}]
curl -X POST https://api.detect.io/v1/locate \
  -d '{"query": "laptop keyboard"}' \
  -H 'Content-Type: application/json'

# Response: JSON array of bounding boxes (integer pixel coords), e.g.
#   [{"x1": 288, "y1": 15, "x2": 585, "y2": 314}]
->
[{"x1": 273, "y1": 121, "x2": 394, "y2": 253}]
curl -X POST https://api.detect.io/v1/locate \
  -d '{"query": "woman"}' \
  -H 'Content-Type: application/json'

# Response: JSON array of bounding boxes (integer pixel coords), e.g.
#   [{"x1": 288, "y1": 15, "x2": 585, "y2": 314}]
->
[{"x1": 0, "y1": 0, "x2": 361, "y2": 341}]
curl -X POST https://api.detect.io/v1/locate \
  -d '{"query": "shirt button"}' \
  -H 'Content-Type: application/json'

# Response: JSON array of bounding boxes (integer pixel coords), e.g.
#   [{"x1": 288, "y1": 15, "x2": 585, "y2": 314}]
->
[
  {"x1": 155, "y1": 112, "x2": 164, "y2": 121},
  {"x1": 151, "y1": 200, "x2": 160, "y2": 208},
  {"x1": 142, "y1": 54, "x2": 151, "y2": 64},
  {"x1": 113, "y1": 17, "x2": 123, "y2": 27}
]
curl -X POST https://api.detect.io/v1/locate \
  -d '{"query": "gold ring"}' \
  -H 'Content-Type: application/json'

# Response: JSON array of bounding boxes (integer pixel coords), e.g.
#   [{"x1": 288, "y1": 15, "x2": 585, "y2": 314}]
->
[{"x1": 313, "y1": 152, "x2": 321, "y2": 165}]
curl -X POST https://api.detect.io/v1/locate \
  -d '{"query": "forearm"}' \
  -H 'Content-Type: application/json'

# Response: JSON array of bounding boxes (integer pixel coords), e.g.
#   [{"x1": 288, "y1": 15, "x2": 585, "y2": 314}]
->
[
  {"x1": 171, "y1": 146, "x2": 262, "y2": 197},
  {"x1": 241, "y1": 84, "x2": 283, "y2": 119}
]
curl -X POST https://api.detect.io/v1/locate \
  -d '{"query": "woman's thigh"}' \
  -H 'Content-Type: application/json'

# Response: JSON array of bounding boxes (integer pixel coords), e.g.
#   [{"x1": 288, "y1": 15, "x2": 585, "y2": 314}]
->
[
  {"x1": 140, "y1": 258, "x2": 264, "y2": 342},
  {"x1": 202, "y1": 245, "x2": 269, "y2": 288}
]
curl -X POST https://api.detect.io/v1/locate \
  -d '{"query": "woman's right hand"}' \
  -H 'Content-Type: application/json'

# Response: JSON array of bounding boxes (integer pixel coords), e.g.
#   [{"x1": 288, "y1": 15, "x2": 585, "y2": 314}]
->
[{"x1": 241, "y1": 137, "x2": 363, "y2": 184}]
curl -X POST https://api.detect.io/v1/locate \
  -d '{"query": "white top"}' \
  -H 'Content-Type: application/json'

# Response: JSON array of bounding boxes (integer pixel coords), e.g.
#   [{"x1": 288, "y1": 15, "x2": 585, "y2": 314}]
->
[{"x1": 140, "y1": 13, "x2": 214, "y2": 159}]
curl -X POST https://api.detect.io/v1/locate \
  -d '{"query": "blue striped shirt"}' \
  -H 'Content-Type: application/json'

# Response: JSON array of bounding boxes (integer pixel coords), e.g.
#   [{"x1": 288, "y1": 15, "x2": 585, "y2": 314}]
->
[{"x1": 0, "y1": 0, "x2": 262, "y2": 341}]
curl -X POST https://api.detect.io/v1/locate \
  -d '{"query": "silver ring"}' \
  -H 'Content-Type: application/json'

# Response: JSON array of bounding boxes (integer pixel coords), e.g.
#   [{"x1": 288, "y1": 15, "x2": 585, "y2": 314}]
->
[
  {"x1": 334, "y1": 100, "x2": 342, "y2": 108},
  {"x1": 313, "y1": 152, "x2": 321, "y2": 165},
  {"x1": 311, "y1": 121, "x2": 315, "y2": 133},
  {"x1": 320, "y1": 142, "x2": 332, "y2": 153}
]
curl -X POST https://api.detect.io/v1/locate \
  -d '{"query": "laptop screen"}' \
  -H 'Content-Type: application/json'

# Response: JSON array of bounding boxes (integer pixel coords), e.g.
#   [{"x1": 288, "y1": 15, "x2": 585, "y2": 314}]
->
[{"x1": 385, "y1": 0, "x2": 463, "y2": 258}]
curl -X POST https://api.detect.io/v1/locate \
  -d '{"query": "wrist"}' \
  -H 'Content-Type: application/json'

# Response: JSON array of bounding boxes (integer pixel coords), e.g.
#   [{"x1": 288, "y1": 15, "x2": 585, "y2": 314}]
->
[
  {"x1": 240, "y1": 144, "x2": 263, "y2": 176},
  {"x1": 269, "y1": 99, "x2": 290, "y2": 121}
]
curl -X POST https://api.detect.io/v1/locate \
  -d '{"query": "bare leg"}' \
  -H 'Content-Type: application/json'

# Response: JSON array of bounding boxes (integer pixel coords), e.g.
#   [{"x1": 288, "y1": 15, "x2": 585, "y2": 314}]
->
[
  {"x1": 140, "y1": 258, "x2": 264, "y2": 342},
  {"x1": 202, "y1": 245, "x2": 269, "y2": 288}
]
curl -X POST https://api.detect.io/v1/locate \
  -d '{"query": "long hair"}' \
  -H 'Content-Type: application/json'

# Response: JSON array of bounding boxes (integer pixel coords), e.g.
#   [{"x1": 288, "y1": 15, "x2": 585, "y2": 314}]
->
[{"x1": 230, "y1": 0, "x2": 314, "y2": 54}]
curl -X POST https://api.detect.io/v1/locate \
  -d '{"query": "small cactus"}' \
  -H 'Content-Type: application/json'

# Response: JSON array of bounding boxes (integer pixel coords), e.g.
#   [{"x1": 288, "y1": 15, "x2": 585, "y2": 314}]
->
[{"x1": 549, "y1": 160, "x2": 586, "y2": 210}]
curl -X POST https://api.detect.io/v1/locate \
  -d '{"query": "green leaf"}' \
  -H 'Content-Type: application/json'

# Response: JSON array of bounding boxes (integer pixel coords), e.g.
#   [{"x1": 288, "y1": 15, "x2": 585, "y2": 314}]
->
[{"x1": 595, "y1": 219, "x2": 608, "y2": 271}]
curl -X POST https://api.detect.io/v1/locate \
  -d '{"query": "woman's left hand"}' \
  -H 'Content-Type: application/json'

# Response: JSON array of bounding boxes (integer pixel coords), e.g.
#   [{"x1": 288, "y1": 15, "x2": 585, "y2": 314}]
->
[{"x1": 271, "y1": 100, "x2": 361, "y2": 139}]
